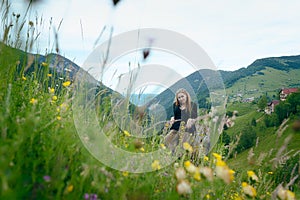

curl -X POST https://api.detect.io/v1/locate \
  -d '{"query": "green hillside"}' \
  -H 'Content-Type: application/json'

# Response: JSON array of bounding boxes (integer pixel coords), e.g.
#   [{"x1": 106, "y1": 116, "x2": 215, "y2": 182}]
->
[
  {"x1": 227, "y1": 114, "x2": 300, "y2": 197},
  {"x1": 219, "y1": 99, "x2": 300, "y2": 198},
  {"x1": 226, "y1": 67, "x2": 300, "y2": 100},
  {"x1": 151, "y1": 55, "x2": 300, "y2": 118},
  {"x1": 228, "y1": 118, "x2": 300, "y2": 169}
]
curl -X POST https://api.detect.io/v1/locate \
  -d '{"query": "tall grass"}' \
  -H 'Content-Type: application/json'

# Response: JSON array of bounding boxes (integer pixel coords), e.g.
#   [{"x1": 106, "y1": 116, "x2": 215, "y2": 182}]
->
[{"x1": 0, "y1": 1, "x2": 299, "y2": 199}]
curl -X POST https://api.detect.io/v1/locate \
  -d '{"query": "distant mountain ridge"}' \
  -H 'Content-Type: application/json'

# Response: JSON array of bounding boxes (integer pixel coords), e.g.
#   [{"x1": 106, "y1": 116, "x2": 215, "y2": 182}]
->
[
  {"x1": 2, "y1": 42, "x2": 300, "y2": 118},
  {"x1": 148, "y1": 55, "x2": 300, "y2": 118},
  {"x1": 219, "y1": 55, "x2": 300, "y2": 88}
]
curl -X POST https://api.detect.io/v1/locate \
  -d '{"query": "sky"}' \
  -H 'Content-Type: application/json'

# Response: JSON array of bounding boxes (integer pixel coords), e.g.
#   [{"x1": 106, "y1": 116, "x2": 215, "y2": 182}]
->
[{"x1": 7, "y1": 0, "x2": 300, "y2": 93}]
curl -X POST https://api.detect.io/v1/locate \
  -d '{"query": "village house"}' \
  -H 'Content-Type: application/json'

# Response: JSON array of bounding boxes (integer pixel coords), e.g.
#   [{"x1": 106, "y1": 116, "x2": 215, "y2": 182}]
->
[
  {"x1": 265, "y1": 100, "x2": 280, "y2": 114},
  {"x1": 265, "y1": 88, "x2": 298, "y2": 114},
  {"x1": 242, "y1": 97, "x2": 254, "y2": 103},
  {"x1": 279, "y1": 88, "x2": 299, "y2": 101}
]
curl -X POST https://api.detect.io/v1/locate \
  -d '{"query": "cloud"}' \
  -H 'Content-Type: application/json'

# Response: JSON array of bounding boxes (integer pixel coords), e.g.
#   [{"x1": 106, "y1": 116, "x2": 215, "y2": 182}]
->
[{"x1": 8, "y1": 0, "x2": 300, "y2": 73}]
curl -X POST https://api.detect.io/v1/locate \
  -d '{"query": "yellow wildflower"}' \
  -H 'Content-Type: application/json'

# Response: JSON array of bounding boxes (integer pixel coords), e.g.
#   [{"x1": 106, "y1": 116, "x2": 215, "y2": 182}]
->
[
  {"x1": 229, "y1": 169, "x2": 235, "y2": 182},
  {"x1": 268, "y1": 171, "x2": 274, "y2": 175},
  {"x1": 179, "y1": 121, "x2": 186, "y2": 131},
  {"x1": 164, "y1": 122, "x2": 169, "y2": 128},
  {"x1": 193, "y1": 171, "x2": 201, "y2": 181},
  {"x1": 183, "y1": 142, "x2": 193, "y2": 152},
  {"x1": 204, "y1": 156, "x2": 209, "y2": 161},
  {"x1": 29, "y1": 98, "x2": 37, "y2": 104},
  {"x1": 213, "y1": 154, "x2": 234, "y2": 184},
  {"x1": 56, "y1": 116, "x2": 62, "y2": 120},
  {"x1": 212, "y1": 153, "x2": 222, "y2": 160},
  {"x1": 205, "y1": 194, "x2": 210, "y2": 199},
  {"x1": 62, "y1": 81, "x2": 71, "y2": 87},
  {"x1": 160, "y1": 143, "x2": 166, "y2": 149},
  {"x1": 233, "y1": 195, "x2": 243, "y2": 200},
  {"x1": 277, "y1": 186, "x2": 296, "y2": 200},
  {"x1": 151, "y1": 160, "x2": 161, "y2": 170},
  {"x1": 123, "y1": 130, "x2": 131, "y2": 137},
  {"x1": 287, "y1": 190, "x2": 296, "y2": 200},
  {"x1": 247, "y1": 170, "x2": 259, "y2": 182},
  {"x1": 41, "y1": 62, "x2": 48, "y2": 67},
  {"x1": 277, "y1": 187, "x2": 287, "y2": 200},
  {"x1": 216, "y1": 159, "x2": 227, "y2": 167},
  {"x1": 22, "y1": 76, "x2": 26, "y2": 81},
  {"x1": 140, "y1": 147, "x2": 145, "y2": 152},
  {"x1": 49, "y1": 88, "x2": 55, "y2": 93},
  {"x1": 184, "y1": 161, "x2": 191, "y2": 167},
  {"x1": 47, "y1": 73, "x2": 52, "y2": 77},
  {"x1": 52, "y1": 95, "x2": 58, "y2": 101},
  {"x1": 67, "y1": 185, "x2": 73, "y2": 192},
  {"x1": 242, "y1": 182, "x2": 257, "y2": 198},
  {"x1": 184, "y1": 161, "x2": 197, "y2": 174},
  {"x1": 215, "y1": 165, "x2": 235, "y2": 184},
  {"x1": 122, "y1": 171, "x2": 129, "y2": 177}
]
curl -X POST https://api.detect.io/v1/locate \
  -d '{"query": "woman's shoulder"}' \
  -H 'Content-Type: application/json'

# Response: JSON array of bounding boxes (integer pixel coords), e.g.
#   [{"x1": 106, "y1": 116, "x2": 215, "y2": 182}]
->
[
  {"x1": 173, "y1": 102, "x2": 179, "y2": 107},
  {"x1": 191, "y1": 101, "x2": 197, "y2": 108}
]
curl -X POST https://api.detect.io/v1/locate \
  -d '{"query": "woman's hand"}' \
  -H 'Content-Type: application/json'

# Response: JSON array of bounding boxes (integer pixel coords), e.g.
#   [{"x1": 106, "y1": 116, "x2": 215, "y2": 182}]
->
[
  {"x1": 170, "y1": 117, "x2": 175, "y2": 125},
  {"x1": 186, "y1": 118, "x2": 195, "y2": 129}
]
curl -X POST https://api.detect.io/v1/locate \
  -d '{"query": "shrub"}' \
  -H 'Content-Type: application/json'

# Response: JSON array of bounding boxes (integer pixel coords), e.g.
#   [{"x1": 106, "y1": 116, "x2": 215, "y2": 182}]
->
[{"x1": 235, "y1": 125, "x2": 256, "y2": 153}]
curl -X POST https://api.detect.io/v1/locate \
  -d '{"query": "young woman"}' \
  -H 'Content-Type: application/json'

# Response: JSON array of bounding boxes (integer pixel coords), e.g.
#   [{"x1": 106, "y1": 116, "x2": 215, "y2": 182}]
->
[{"x1": 164, "y1": 88, "x2": 198, "y2": 152}]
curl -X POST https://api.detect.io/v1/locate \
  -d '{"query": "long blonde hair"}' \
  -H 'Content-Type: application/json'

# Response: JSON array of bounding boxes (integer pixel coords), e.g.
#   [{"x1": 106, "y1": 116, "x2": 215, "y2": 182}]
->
[{"x1": 174, "y1": 88, "x2": 192, "y2": 114}]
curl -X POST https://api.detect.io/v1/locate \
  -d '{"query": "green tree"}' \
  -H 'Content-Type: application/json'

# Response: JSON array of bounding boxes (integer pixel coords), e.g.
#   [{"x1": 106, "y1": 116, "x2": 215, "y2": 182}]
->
[
  {"x1": 221, "y1": 131, "x2": 231, "y2": 145},
  {"x1": 251, "y1": 118, "x2": 257, "y2": 126},
  {"x1": 264, "y1": 113, "x2": 279, "y2": 127},
  {"x1": 235, "y1": 124, "x2": 256, "y2": 153},
  {"x1": 275, "y1": 102, "x2": 291, "y2": 124},
  {"x1": 257, "y1": 95, "x2": 267, "y2": 111},
  {"x1": 287, "y1": 92, "x2": 300, "y2": 114}
]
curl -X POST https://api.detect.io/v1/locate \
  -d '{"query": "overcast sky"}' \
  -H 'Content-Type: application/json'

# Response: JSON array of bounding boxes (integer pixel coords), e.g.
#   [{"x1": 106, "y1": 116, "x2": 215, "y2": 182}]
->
[{"x1": 8, "y1": 0, "x2": 300, "y2": 93}]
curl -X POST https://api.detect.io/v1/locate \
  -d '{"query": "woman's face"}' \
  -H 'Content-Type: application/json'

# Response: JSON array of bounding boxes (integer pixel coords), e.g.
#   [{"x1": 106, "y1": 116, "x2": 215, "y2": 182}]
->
[{"x1": 177, "y1": 92, "x2": 187, "y2": 105}]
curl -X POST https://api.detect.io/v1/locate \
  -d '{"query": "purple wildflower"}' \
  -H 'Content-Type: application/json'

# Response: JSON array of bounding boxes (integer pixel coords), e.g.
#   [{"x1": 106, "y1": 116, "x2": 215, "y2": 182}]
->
[
  {"x1": 91, "y1": 194, "x2": 98, "y2": 200},
  {"x1": 84, "y1": 193, "x2": 89, "y2": 200},
  {"x1": 43, "y1": 175, "x2": 51, "y2": 182}
]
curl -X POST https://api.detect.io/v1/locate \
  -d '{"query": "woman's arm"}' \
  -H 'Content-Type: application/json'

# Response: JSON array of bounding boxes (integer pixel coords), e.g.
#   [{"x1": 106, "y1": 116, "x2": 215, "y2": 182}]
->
[
  {"x1": 186, "y1": 116, "x2": 206, "y2": 128},
  {"x1": 186, "y1": 102, "x2": 199, "y2": 128},
  {"x1": 170, "y1": 116, "x2": 175, "y2": 125},
  {"x1": 186, "y1": 118, "x2": 195, "y2": 129},
  {"x1": 191, "y1": 102, "x2": 198, "y2": 119}
]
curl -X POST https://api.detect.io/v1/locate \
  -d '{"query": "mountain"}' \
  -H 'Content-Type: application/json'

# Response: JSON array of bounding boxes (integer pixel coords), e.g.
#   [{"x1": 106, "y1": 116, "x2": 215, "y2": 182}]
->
[
  {"x1": 147, "y1": 55, "x2": 300, "y2": 118},
  {"x1": 0, "y1": 42, "x2": 125, "y2": 107},
  {"x1": 220, "y1": 55, "x2": 300, "y2": 88},
  {"x1": 1, "y1": 43, "x2": 156, "y2": 131},
  {"x1": 2, "y1": 42, "x2": 300, "y2": 119},
  {"x1": 33, "y1": 50, "x2": 299, "y2": 120}
]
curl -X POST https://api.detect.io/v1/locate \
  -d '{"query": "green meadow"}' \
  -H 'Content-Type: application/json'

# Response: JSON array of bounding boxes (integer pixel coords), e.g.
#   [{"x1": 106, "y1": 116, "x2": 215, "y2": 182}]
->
[{"x1": 227, "y1": 67, "x2": 300, "y2": 99}]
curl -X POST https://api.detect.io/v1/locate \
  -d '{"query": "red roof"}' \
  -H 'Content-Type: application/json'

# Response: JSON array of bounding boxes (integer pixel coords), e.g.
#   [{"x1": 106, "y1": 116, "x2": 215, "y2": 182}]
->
[
  {"x1": 268, "y1": 100, "x2": 280, "y2": 106},
  {"x1": 281, "y1": 88, "x2": 298, "y2": 95},
  {"x1": 272, "y1": 100, "x2": 280, "y2": 105}
]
